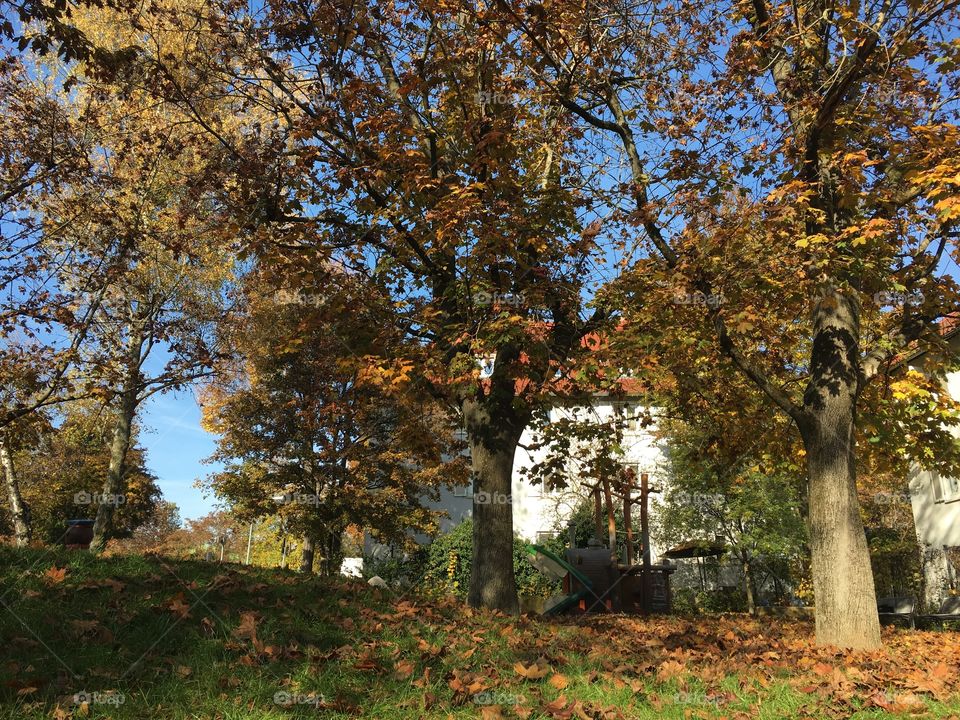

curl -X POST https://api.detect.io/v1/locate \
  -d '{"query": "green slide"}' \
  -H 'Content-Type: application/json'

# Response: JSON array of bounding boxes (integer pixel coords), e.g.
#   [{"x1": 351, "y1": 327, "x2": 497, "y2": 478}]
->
[{"x1": 525, "y1": 544, "x2": 594, "y2": 616}]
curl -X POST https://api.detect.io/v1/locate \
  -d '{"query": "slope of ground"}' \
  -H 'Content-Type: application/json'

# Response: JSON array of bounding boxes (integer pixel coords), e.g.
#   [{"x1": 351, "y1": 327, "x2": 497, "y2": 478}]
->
[{"x1": 1, "y1": 547, "x2": 959, "y2": 719}]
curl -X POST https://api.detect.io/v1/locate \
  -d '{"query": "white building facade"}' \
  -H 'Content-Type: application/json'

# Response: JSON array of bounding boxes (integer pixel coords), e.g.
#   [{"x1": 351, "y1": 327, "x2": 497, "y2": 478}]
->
[
  {"x1": 419, "y1": 396, "x2": 668, "y2": 556},
  {"x1": 907, "y1": 330, "x2": 960, "y2": 607}
]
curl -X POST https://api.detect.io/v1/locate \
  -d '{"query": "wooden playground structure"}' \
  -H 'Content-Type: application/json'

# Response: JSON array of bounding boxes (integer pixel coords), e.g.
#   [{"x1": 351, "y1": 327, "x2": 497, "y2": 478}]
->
[{"x1": 527, "y1": 469, "x2": 675, "y2": 615}]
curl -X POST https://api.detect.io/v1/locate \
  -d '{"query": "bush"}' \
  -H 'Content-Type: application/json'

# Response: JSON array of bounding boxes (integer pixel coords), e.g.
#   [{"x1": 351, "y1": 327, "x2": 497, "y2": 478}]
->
[
  {"x1": 422, "y1": 520, "x2": 562, "y2": 599},
  {"x1": 671, "y1": 585, "x2": 748, "y2": 614},
  {"x1": 362, "y1": 545, "x2": 428, "y2": 588}
]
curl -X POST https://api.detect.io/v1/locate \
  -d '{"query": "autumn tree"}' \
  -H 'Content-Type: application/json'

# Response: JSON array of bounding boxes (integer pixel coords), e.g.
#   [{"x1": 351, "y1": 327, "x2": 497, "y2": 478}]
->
[
  {"x1": 493, "y1": 0, "x2": 960, "y2": 647},
  {"x1": 0, "y1": 51, "x2": 149, "y2": 544},
  {"x1": 154, "y1": 510, "x2": 245, "y2": 561},
  {"x1": 142, "y1": 0, "x2": 621, "y2": 609},
  {"x1": 655, "y1": 418, "x2": 807, "y2": 614},
  {"x1": 1, "y1": 402, "x2": 162, "y2": 544},
  {"x1": 104, "y1": 499, "x2": 182, "y2": 556},
  {"x1": 201, "y1": 269, "x2": 466, "y2": 574},
  {"x1": 23, "y1": 5, "x2": 240, "y2": 553},
  {"x1": 0, "y1": 55, "x2": 136, "y2": 436}
]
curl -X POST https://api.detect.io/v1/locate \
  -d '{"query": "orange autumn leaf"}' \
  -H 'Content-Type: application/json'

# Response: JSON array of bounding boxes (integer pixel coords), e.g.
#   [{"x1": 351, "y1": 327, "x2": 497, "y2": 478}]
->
[
  {"x1": 656, "y1": 659, "x2": 687, "y2": 682},
  {"x1": 394, "y1": 659, "x2": 416, "y2": 681},
  {"x1": 233, "y1": 611, "x2": 263, "y2": 651},
  {"x1": 165, "y1": 593, "x2": 192, "y2": 619},
  {"x1": 514, "y1": 659, "x2": 550, "y2": 680},
  {"x1": 43, "y1": 566, "x2": 67, "y2": 584}
]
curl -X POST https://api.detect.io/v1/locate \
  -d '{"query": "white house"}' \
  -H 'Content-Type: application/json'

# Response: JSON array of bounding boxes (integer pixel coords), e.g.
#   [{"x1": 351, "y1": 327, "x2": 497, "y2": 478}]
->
[
  {"x1": 413, "y1": 394, "x2": 669, "y2": 557},
  {"x1": 906, "y1": 325, "x2": 960, "y2": 607}
]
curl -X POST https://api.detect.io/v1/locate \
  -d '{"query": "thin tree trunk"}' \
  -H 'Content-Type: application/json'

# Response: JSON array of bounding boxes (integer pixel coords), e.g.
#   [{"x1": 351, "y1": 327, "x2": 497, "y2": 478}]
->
[
  {"x1": 743, "y1": 559, "x2": 756, "y2": 615},
  {"x1": 0, "y1": 432, "x2": 30, "y2": 547},
  {"x1": 90, "y1": 382, "x2": 138, "y2": 554},
  {"x1": 593, "y1": 486, "x2": 604, "y2": 541},
  {"x1": 327, "y1": 529, "x2": 342, "y2": 577},
  {"x1": 800, "y1": 287, "x2": 881, "y2": 649},
  {"x1": 299, "y1": 535, "x2": 315, "y2": 574},
  {"x1": 464, "y1": 396, "x2": 523, "y2": 614}
]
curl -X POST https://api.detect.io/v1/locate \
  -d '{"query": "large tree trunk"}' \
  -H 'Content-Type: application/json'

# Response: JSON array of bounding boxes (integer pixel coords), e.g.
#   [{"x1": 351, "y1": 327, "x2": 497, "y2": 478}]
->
[
  {"x1": 0, "y1": 432, "x2": 30, "y2": 547},
  {"x1": 800, "y1": 288, "x2": 881, "y2": 649},
  {"x1": 90, "y1": 382, "x2": 139, "y2": 554},
  {"x1": 300, "y1": 535, "x2": 315, "y2": 574},
  {"x1": 463, "y1": 396, "x2": 524, "y2": 613}
]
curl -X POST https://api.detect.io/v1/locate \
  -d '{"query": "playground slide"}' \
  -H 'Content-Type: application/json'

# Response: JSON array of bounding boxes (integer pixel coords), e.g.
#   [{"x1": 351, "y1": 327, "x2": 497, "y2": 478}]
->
[{"x1": 525, "y1": 544, "x2": 594, "y2": 616}]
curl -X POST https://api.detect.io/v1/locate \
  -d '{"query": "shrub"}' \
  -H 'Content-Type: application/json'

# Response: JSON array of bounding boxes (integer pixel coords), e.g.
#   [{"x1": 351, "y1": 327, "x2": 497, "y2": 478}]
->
[{"x1": 422, "y1": 520, "x2": 561, "y2": 599}]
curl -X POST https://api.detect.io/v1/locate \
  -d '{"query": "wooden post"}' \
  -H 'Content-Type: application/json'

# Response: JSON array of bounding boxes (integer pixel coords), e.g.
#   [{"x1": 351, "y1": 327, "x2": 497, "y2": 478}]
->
[
  {"x1": 640, "y1": 473, "x2": 651, "y2": 569},
  {"x1": 602, "y1": 476, "x2": 617, "y2": 561},
  {"x1": 623, "y1": 467, "x2": 634, "y2": 565},
  {"x1": 640, "y1": 472, "x2": 651, "y2": 614}
]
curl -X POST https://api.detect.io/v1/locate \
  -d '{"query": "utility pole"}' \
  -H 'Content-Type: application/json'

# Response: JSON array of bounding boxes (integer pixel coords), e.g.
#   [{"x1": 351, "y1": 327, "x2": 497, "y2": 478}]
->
[{"x1": 245, "y1": 521, "x2": 254, "y2": 565}]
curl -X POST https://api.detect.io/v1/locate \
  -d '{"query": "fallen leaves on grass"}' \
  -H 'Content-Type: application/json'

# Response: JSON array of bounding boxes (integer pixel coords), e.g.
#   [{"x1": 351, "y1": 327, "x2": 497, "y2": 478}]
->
[
  {"x1": 513, "y1": 658, "x2": 550, "y2": 680},
  {"x1": 69, "y1": 619, "x2": 113, "y2": 643},
  {"x1": 163, "y1": 592, "x2": 192, "y2": 619},
  {"x1": 14, "y1": 557, "x2": 960, "y2": 719},
  {"x1": 42, "y1": 566, "x2": 66, "y2": 585},
  {"x1": 232, "y1": 611, "x2": 264, "y2": 653},
  {"x1": 393, "y1": 659, "x2": 416, "y2": 681}
]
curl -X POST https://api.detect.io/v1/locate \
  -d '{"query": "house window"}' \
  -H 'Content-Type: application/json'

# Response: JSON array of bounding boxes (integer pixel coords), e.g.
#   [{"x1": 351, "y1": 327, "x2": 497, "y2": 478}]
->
[
  {"x1": 539, "y1": 479, "x2": 563, "y2": 496},
  {"x1": 943, "y1": 475, "x2": 960, "y2": 502},
  {"x1": 614, "y1": 403, "x2": 644, "y2": 432},
  {"x1": 931, "y1": 472, "x2": 960, "y2": 503},
  {"x1": 453, "y1": 485, "x2": 473, "y2": 498}
]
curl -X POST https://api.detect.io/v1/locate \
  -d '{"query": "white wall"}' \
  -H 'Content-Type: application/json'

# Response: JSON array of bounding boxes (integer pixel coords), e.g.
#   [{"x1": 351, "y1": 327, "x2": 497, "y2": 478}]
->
[
  {"x1": 436, "y1": 398, "x2": 668, "y2": 553},
  {"x1": 364, "y1": 397, "x2": 669, "y2": 568},
  {"x1": 907, "y1": 344, "x2": 960, "y2": 605},
  {"x1": 908, "y1": 362, "x2": 960, "y2": 548}
]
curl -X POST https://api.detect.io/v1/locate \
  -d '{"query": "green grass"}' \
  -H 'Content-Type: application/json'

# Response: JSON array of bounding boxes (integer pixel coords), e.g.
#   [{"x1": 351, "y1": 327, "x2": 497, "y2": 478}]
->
[{"x1": 1, "y1": 547, "x2": 959, "y2": 718}]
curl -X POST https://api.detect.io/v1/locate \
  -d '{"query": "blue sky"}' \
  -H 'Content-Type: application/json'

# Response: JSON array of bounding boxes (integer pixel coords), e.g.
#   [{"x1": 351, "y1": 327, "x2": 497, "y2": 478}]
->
[{"x1": 139, "y1": 387, "x2": 221, "y2": 522}]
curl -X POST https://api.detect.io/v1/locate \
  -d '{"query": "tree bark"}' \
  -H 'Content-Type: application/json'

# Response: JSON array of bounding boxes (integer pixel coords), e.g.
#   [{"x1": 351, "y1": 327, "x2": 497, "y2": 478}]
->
[
  {"x1": 0, "y1": 432, "x2": 30, "y2": 547},
  {"x1": 800, "y1": 288, "x2": 881, "y2": 649},
  {"x1": 593, "y1": 486, "x2": 604, "y2": 541},
  {"x1": 90, "y1": 381, "x2": 139, "y2": 554},
  {"x1": 299, "y1": 535, "x2": 315, "y2": 574},
  {"x1": 743, "y1": 559, "x2": 756, "y2": 615},
  {"x1": 463, "y1": 396, "x2": 523, "y2": 613},
  {"x1": 325, "y1": 529, "x2": 342, "y2": 577}
]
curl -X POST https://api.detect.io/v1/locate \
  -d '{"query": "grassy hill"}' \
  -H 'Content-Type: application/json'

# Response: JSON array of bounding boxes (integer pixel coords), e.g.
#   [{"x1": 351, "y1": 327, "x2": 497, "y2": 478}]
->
[{"x1": 2, "y1": 547, "x2": 960, "y2": 719}]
